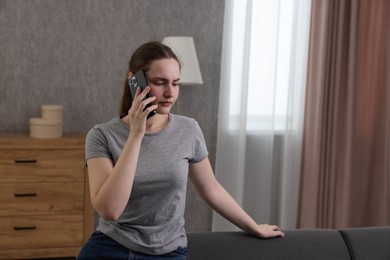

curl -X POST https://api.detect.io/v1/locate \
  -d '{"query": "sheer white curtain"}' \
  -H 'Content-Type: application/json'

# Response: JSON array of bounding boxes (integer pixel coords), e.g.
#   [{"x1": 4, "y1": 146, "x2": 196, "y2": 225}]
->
[{"x1": 213, "y1": 0, "x2": 312, "y2": 230}]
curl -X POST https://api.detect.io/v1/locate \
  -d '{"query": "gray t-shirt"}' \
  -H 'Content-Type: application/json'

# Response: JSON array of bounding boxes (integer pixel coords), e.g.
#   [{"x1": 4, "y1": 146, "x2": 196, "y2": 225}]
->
[{"x1": 85, "y1": 114, "x2": 208, "y2": 255}]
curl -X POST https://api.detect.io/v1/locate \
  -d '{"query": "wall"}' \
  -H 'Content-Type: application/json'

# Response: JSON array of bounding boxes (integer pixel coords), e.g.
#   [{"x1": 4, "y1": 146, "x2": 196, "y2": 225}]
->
[{"x1": 0, "y1": 0, "x2": 224, "y2": 231}]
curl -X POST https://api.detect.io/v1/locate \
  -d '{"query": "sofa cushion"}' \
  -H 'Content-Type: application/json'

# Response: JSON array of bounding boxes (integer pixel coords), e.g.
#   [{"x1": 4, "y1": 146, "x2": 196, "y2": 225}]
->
[
  {"x1": 187, "y1": 229, "x2": 351, "y2": 260},
  {"x1": 339, "y1": 226, "x2": 390, "y2": 260}
]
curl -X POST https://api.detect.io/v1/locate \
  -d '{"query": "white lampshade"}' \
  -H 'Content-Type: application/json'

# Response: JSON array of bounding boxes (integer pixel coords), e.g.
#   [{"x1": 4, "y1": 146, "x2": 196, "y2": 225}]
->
[{"x1": 162, "y1": 36, "x2": 203, "y2": 85}]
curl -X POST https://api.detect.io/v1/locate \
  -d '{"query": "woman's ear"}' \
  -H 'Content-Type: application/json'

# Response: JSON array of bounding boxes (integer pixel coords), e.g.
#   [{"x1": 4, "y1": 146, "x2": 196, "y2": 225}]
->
[{"x1": 127, "y1": 71, "x2": 133, "y2": 79}]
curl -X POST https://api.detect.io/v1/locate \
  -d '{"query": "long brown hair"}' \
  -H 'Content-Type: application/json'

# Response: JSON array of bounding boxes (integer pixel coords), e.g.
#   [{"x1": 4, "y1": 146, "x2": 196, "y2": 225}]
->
[{"x1": 119, "y1": 41, "x2": 180, "y2": 118}]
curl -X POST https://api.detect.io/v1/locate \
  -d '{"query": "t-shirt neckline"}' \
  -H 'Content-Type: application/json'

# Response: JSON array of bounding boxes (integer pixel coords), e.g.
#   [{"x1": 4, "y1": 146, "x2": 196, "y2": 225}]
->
[{"x1": 117, "y1": 114, "x2": 172, "y2": 136}]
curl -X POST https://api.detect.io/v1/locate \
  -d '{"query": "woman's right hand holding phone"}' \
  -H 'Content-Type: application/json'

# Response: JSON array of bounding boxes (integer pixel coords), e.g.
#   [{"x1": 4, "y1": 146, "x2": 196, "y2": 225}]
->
[{"x1": 127, "y1": 86, "x2": 157, "y2": 139}]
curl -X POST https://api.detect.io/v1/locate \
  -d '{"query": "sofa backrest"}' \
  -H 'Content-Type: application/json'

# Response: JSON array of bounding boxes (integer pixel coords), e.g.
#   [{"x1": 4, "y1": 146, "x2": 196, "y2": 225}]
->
[
  {"x1": 187, "y1": 229, "x2": 351, "y2": 260},
  {"x1": 339, "y1": 226, "x2": 390, "y2": 260}
]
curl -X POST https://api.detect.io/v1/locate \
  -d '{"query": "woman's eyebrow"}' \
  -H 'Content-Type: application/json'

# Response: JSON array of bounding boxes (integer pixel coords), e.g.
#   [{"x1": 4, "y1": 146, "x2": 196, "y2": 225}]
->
[
  {"x1": 150, "y1": 77, "x2": 181, "y2": 82},
  {"x1": 150, "y1": 77, "x2": 166, "y2": 81}
]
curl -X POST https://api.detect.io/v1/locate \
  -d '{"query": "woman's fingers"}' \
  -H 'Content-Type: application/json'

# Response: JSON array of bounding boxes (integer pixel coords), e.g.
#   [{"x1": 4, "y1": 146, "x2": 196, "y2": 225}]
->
[
  {"x1": 256, "y1": 224, "x2": 285, "y2": 238},
  {"x1": 132, "y1": 86, "x2": 154, "y2": 107},
  {"x1": 131, "y1": 86, "x2": 155, "y2": 114},
  {"x1": 134, "y1": 86, "x2": 151, "y2": 100},
  {"x1": 141, "y1": 103, "x2": 158, "y2": 118},
  {"x1": 137, "y1": 94, "x2": 156, "y2": 110}
]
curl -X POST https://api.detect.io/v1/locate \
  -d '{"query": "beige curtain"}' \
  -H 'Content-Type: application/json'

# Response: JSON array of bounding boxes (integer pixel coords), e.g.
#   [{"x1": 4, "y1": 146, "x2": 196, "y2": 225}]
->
[{"x1": 298, "y1": 0, "x2": 390, "y2": 228}]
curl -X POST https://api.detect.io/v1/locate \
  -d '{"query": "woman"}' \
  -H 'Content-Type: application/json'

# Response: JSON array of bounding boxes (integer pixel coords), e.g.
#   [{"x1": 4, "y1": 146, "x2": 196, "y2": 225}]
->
[{"x1": 78, "y1": 41, "x2": 284, "y2": 259}]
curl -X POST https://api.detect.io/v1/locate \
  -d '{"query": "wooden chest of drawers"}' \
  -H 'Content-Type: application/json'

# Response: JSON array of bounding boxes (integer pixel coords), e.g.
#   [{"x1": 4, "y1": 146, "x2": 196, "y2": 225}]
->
[{"x1": 0, "y1": 133, "x2": 93, "y2": 259}]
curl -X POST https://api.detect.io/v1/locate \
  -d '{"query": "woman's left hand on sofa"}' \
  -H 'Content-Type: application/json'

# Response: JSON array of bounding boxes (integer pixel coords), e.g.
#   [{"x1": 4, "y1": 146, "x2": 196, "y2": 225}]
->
[{"x1": 253, "y1": 224, "x2": 285, "y2": 238}]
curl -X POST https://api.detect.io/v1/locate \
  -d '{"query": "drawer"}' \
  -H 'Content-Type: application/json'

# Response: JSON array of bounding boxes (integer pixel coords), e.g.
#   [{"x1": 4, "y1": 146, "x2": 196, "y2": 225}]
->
[
  {"x1": 0, "y1": 214, "x2": 84, "y2": 250},
  {"x1": 0, "y1": 182, "x2": 84, "y2": 216},
  {"x1": 0, "y1": 149, "x2": 85, "y2": 183}
]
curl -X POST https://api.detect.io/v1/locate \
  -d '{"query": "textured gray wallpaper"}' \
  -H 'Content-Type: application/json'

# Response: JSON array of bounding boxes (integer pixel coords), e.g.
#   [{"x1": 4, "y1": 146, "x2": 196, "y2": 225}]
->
[{"x1": 0, "y1": 0, "x2": 224, "y2": 231}]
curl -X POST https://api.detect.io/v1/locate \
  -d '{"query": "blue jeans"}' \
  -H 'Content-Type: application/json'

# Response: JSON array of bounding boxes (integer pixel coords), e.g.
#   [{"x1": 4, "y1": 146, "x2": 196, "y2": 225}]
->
[{"x1": 77, "y1": 231, "x2": 188, "y2": 260}]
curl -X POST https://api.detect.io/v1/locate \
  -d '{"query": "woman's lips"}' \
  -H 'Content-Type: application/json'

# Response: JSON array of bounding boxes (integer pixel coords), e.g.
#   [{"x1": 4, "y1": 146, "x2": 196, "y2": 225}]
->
[{"x1": 160, "y1": 101, "x2": 172, "y2": 107}]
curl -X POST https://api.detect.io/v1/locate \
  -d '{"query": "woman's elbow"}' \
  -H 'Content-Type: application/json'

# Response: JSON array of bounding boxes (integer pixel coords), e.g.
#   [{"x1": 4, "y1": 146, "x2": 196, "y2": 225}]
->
[
  {"x1": 92, "y1": 201, "x2": 124, "y2": 221},
  {"x1": 100, "y1": 212, "x2": 120, "y2": 221}
]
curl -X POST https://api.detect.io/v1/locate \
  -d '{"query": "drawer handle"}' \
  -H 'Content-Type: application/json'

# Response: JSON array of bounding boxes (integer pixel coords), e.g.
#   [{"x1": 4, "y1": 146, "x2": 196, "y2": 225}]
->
[
  {"x1": 14, "y1": 192, "x2": 37, "y2": 197},
  {"x1": 14, "y1": 159, "x2": 37, "y2": 163},
  {"x1": 14, "y1": 226, "x2": 37, "y2": 230}
]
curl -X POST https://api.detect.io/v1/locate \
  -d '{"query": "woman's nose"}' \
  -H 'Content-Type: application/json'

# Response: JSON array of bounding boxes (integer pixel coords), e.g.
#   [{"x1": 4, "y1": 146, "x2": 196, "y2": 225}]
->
[{"x1": 164, "y1": 85, "x2": 174, "y2": 97}]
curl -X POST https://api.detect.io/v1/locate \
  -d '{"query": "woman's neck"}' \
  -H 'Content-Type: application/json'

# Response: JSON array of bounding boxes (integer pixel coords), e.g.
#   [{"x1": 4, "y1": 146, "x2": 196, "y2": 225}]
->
[
  {"x1": 145, "y1": 113, "x2": 169, "y2": 134},
  {"x1": 121, "y1": 113, "x2": 169, "y2": 134}
]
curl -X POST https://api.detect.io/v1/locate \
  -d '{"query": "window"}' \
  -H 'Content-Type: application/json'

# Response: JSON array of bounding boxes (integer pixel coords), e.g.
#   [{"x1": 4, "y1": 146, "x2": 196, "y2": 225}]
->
[{"x1": 226, "y1": 0, "x2": 311, "y2": 131}]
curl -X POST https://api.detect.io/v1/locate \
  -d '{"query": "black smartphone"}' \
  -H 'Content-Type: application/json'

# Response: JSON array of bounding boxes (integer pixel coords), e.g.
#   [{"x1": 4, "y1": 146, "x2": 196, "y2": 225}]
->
[{"x1": 128, "y1": 70, "x2": 156, "y2": 119}]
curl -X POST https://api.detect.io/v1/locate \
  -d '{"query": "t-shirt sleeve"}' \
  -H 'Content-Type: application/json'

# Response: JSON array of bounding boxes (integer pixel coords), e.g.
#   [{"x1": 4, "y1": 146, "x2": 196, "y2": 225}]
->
[
  {"x1": 85, "y1": 126, "x2": 112, "y2": 164},
  {"x1": 190, "y1": 120, "x2": 208, "y2": 163}
]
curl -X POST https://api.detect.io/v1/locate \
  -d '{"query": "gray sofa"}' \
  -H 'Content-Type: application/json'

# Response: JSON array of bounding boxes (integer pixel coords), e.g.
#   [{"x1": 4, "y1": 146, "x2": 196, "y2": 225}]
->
[{"x1": 187, "y1": 226, "x2": 390, "y2": 260}]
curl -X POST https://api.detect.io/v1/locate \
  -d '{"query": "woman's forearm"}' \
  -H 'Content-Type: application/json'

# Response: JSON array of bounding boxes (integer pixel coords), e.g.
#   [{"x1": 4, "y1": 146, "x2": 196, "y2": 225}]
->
[
  {"x1": 190, "y1": 158, "x2": 284, "y2": 238},
  {"x1": 202, "y1": 182, "x2": 284, "y2": 238},
  {"x1": 201, "y1": 182, "x2": 260, "y2": 234},
  {"x1": 90, "y1": 136, "x2": 142, "y2": 220}
]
